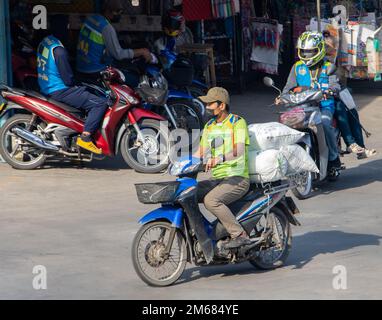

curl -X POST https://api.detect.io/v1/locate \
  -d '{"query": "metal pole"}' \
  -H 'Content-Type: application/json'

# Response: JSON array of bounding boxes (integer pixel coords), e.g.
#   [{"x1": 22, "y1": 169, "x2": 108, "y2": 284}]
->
[
  {"x1": 0, "y1": 0, "x2": 12, "y2": 85},
  {"x1": 317, "y1": 0, "x2": 321, "y2": 32}
]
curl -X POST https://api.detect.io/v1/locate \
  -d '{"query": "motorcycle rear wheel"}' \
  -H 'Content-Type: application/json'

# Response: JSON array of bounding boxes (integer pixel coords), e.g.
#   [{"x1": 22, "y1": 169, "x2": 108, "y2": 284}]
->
[
  {"x1": 0, "y1": 114, "x2": 47, "y2": 170},
  {"x1": 132, "y1": 221, "x2": 188, "y2": 287},
  {"x1": 249, "y1": 207, "x2": 291, "y2": 270}
]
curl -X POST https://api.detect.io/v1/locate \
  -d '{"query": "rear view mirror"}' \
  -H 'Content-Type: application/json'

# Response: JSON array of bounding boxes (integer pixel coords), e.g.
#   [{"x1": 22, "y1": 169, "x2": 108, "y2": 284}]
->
[{"x1": 263, "y1": 77, "x2": 274, "y2": 87}]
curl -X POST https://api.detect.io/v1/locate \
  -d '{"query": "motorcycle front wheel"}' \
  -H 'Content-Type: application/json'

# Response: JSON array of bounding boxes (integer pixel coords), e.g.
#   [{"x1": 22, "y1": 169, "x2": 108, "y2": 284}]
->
[
  {"x1": 120, "y1": 119, "x2": 170, "y2": 173},
  {"x1": 132, "y1": 221, "x2": 188, "y2": 287},
  {"x1": 249, "y1": 207, "x2": 291, "y2": 270},
  {"x1": 292, "y1": 171, "x2": 313, "y2": 200}
]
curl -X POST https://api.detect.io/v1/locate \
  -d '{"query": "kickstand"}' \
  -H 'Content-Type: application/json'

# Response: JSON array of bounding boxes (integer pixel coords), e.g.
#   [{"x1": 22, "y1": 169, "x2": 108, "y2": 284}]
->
[{"x1": 75, "y1": 148, "x2": 84, "y2": 169}]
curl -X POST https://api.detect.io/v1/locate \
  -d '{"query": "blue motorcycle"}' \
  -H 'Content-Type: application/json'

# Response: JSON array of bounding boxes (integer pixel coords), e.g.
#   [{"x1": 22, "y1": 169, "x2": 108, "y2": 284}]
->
[{"x1": 132, "y1": 158, "x2": 301, "y2": 287}]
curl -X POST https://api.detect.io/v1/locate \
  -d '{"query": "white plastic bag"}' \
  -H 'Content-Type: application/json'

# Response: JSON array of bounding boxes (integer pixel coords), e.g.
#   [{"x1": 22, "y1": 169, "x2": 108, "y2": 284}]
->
[
  {"x1": 248, "y1": 122, "x2": 305, "y2": 151},
  {"x1": 248, "y1": 149, "x2": 288, "y2": 183},
  {"x1": 280, "y1": 145, "x2": 319, "y2": 174}
]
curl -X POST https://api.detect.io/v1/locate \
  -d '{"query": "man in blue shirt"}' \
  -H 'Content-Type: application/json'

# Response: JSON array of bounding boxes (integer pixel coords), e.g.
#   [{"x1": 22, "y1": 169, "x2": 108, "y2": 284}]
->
[
  {"x1": 37, "y1": 15, "x2": 109, "y2": 154},
  {"x1": 76, "y1": 0, "x2": 155, "y2": 88}
]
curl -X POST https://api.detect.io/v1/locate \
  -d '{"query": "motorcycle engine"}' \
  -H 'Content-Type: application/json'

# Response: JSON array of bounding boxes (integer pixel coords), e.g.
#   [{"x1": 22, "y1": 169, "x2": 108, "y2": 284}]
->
[{"x1": 216, "y1": 240, "x2": 232, "y2": 259}]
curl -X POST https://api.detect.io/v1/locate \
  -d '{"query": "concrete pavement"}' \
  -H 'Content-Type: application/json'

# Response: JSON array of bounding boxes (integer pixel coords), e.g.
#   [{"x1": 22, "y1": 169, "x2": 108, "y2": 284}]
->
[{"x1": 0, "y1": 86, "x2": 382, "y2": 299}]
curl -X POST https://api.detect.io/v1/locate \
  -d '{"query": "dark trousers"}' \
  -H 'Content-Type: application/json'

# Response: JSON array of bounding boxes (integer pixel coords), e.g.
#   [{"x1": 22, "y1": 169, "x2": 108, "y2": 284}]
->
[
  {"x1": 51, "y1": 86, "x2": 109, "y2": 134},
  {"x1": 334, "y1": 101, "x2": 365, "y2": 148}
]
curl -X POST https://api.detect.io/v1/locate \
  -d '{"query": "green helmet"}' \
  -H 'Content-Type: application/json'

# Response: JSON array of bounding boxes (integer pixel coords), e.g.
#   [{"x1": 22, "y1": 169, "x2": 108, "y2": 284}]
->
[{"x1": 297, "y1": 31, "x2": 326, "y2": 67}]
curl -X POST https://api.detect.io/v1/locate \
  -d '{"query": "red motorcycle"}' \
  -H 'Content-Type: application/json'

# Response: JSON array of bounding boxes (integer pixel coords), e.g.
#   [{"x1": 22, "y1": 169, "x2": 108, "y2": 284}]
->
[{"x1": 0, "y1": 67, "x2": 171, "y2": 173}]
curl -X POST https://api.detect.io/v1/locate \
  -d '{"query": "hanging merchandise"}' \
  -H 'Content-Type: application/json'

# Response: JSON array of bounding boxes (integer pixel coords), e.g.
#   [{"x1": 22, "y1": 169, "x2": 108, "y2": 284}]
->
[
  {"x1": 307, "y1": 18, "x2": 340, "y2": 65},
  {"x1": 366, "y1": 27, "x2": 382, "y2": 81},
  {"x1": 211, "y1": 0, "x2": 237, "y2": 19},
  {"x1": 251, "y1": 18, "x2": 283, "y2": 75},
  {"x1": 241, "y1": 0, "x2": 254, "y2": 72},
  {"x1": 339, "y1": 22, "x2": 376, "y2": 68},
  {"x1": 183, "y1": 0, "x2": 213, "y2": 21}
]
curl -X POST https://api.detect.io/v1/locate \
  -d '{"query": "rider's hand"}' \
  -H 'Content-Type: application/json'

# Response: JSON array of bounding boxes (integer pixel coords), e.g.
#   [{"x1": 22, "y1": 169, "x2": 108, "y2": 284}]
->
[
  {"x1": 205, "y1": 157, "x2": 219, "y2": 172},
  {"x1": 141, "y1": 49, "x2": 153, "y2": 63},
  {"x1": 275, "y1": 97, "x2": 282, "y2": 105},
  {"x1": 135, "y1": 48, "x2": 152, "y2": 63}
]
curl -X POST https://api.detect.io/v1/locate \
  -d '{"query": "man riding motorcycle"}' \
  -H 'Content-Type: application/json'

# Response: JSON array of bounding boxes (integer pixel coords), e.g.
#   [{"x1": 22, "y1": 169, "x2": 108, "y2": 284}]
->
[
  {"x1": 322, "y1": 30, "x2": 376, "y2": 159},
  {"x1": 37, "y1": 15, "x2": 110, "y2": 154},
  {"x1": 76, "y1": 0, "x2": 156, "y2": 87},
  {"x1": 196, "y1": 87, "x2": 252, "y2": 249},
  {"x1": 277, "y1": 31, "x2": 341, "y2": 171}
]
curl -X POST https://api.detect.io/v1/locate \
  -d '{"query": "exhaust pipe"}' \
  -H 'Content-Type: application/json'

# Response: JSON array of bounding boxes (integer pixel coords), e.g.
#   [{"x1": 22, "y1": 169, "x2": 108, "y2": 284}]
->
[{"x1": 12, "y1": 127, "x2": 59, "y2": 152}]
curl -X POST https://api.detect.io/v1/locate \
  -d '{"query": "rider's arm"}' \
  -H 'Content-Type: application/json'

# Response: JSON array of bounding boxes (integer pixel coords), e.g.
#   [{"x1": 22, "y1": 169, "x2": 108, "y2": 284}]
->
[
  {"x1": 53, "y1": 46, "x2": 74, "y2": 87},
  {"x1": 102, "y1": 24, "x2": 135, "y2": 60},
  {"x1": 282, "y1": 65, "x2": 298, "y2": 94}
]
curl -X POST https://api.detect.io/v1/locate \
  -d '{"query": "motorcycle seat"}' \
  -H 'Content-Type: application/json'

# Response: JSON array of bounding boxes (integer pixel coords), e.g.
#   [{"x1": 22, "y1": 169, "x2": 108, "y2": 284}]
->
[{"x1": 25, "y1": 91, "x2": 86, "y2": 119}]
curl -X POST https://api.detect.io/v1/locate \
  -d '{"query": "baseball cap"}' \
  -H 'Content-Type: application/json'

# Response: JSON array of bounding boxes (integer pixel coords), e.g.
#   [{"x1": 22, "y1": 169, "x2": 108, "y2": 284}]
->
[{"x1": 199, "y1": 87, "x2": 230, "y2": 105}]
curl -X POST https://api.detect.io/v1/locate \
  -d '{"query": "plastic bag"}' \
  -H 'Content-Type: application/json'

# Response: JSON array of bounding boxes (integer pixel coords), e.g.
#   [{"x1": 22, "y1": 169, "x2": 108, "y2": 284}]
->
[
  {"x1": 248, "y1": 149, "x2": 288, "y2": 183},
  {"x1": 280, "y1": 145, "x2": 319, "y2": 174},
  {"x1": 248, "y1": 122, "x2": 305, "y2": 151}
]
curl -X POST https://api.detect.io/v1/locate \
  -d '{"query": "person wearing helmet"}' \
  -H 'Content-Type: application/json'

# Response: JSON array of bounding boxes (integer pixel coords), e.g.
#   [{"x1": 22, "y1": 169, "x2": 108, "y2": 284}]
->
[
  {"x1": 76, "y1": 0, "x2": 155, "y2": 87},
  {"x1": 154, "y1": 9, "x2": 186, "y2": 54},
  {"x1": 278, "y1": 31, "x2": 341, "y2": 171}
]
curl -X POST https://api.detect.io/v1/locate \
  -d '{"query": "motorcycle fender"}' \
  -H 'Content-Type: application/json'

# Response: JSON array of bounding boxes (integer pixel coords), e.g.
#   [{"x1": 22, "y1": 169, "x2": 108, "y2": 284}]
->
[
  {"x1": 138, "y1": 205, "x2": 184, "y2": 228},
  {"x1": 316, "y1": 123, "x2": 329, "y2": 180},
  {"x1": 130, "y1": 107, "x2": 167, "y2": 123},
  {"x1": 0, "y1": 103, "x2": 28, "y2": 118},
  {"x1": 275, "y1": 200, "x2": 301, "y2": 226},
  {"x1": 192, "y1": 80, "x2": 208, "y2": 89},
  {"x1": 168, "y1": 89, "x2": 193, "y2": 100},
  {"x1": 115, "y1": 123, "x2": 128, "y2": 155}
]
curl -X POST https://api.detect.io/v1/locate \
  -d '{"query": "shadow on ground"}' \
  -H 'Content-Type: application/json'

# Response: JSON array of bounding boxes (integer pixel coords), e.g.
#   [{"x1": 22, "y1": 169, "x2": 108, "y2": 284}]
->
[
  {"x1": 319, "y1": 158, "x2": 382, "y2": 194},
  {"x1": 174, "y1": 230, "x2": 381, "y2": 285}
]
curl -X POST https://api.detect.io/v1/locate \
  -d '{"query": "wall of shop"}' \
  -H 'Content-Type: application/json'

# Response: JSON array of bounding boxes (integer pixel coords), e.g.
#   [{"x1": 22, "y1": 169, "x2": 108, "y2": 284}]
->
[{"x1": 0, "y1": 0, "x2": 12, "y2": 85}]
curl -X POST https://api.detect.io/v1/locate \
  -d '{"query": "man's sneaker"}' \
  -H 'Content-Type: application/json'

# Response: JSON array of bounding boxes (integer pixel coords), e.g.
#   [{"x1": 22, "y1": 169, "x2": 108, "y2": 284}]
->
[
  {"x1": 77, "y1": 137, "x2": 102, "y2": 155},
  {"x1": 223, "y1": 235, "x2": 252, "y2": 249},
  {"x1": 328, "y1": 156, "x2": 342, "y2": 170},
  {"x1": 347, "y1": 143, "x2": 365, "y2": 155},
  {"x1": 357, "y1": 148, "x2": 377, "y2": 159}
]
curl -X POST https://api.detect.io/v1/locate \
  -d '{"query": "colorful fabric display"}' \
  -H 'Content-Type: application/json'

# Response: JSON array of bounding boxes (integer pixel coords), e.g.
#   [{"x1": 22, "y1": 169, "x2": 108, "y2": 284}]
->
[{"x1": 211, "y1": 0, "x2": 236, "y2": 19}]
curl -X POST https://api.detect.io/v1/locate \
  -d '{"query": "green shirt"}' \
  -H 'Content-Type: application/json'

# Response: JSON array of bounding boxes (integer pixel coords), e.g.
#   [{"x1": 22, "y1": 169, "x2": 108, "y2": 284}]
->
[{"x1": 200, "y1": 114, "x2": 250, "y2": 179}]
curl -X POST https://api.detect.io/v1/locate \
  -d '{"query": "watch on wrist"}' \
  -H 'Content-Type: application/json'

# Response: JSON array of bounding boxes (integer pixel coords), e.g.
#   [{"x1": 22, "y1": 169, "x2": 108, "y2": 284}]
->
[{"x1": 217, "y1": 154, "x2": 225, "y2": 164}]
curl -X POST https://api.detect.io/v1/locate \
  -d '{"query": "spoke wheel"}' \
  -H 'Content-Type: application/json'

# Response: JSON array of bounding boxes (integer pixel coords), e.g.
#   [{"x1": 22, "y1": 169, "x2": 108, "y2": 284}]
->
[
  {"x1": 249, "y1": 207, "x2": 291, "y2": 270},
  {"x1": 132, "y1": 221, "x2": 187, "y2": 287}
]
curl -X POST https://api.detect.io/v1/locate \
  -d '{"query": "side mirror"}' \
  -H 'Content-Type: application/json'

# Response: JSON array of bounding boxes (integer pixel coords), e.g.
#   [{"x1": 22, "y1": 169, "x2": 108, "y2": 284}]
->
[
  {"x1": 263, "y1": 77, "x2": 274, "y2": 87},
  {"x1": 263, "y1": 77, "x2": 282, "y2": 95}
]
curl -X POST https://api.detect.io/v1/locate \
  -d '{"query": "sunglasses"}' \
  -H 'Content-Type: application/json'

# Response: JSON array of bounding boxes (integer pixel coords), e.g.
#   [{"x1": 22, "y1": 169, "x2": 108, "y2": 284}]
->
[{"x1": 113, "y1": 9, "x2": 123, "y2": 15}]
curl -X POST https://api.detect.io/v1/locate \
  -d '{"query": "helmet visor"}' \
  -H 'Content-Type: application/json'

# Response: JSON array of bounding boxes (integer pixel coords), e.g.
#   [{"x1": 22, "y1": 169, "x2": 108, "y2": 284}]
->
[{"x1": 299, "y1": 48, "x2": 319, "y2": 60}]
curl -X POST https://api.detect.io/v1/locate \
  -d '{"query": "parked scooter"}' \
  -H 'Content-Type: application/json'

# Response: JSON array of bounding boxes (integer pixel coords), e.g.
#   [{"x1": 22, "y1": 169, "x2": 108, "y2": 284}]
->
[
  {"x1": 0, "y1": 67, "x2": 171, "y2": 173},
  {"x1": 264, "y1": 77, "x2": 344, "y2": 200},
  {"x1": 132, "y1": 157, "x2": 301, "y2": 286}
]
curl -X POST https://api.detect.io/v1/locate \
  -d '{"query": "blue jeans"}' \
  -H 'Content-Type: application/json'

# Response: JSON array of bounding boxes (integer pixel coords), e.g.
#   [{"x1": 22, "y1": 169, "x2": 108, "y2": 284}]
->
[
  {"x1": 51, "y1": 86, "x2": 109, "y2": 134},
  {"x1": 321, "y1": 108, "x2": 339, "y2": 161},
  {"x1": 334, "y1": 100, "x2": 364, "y2": 148}
]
